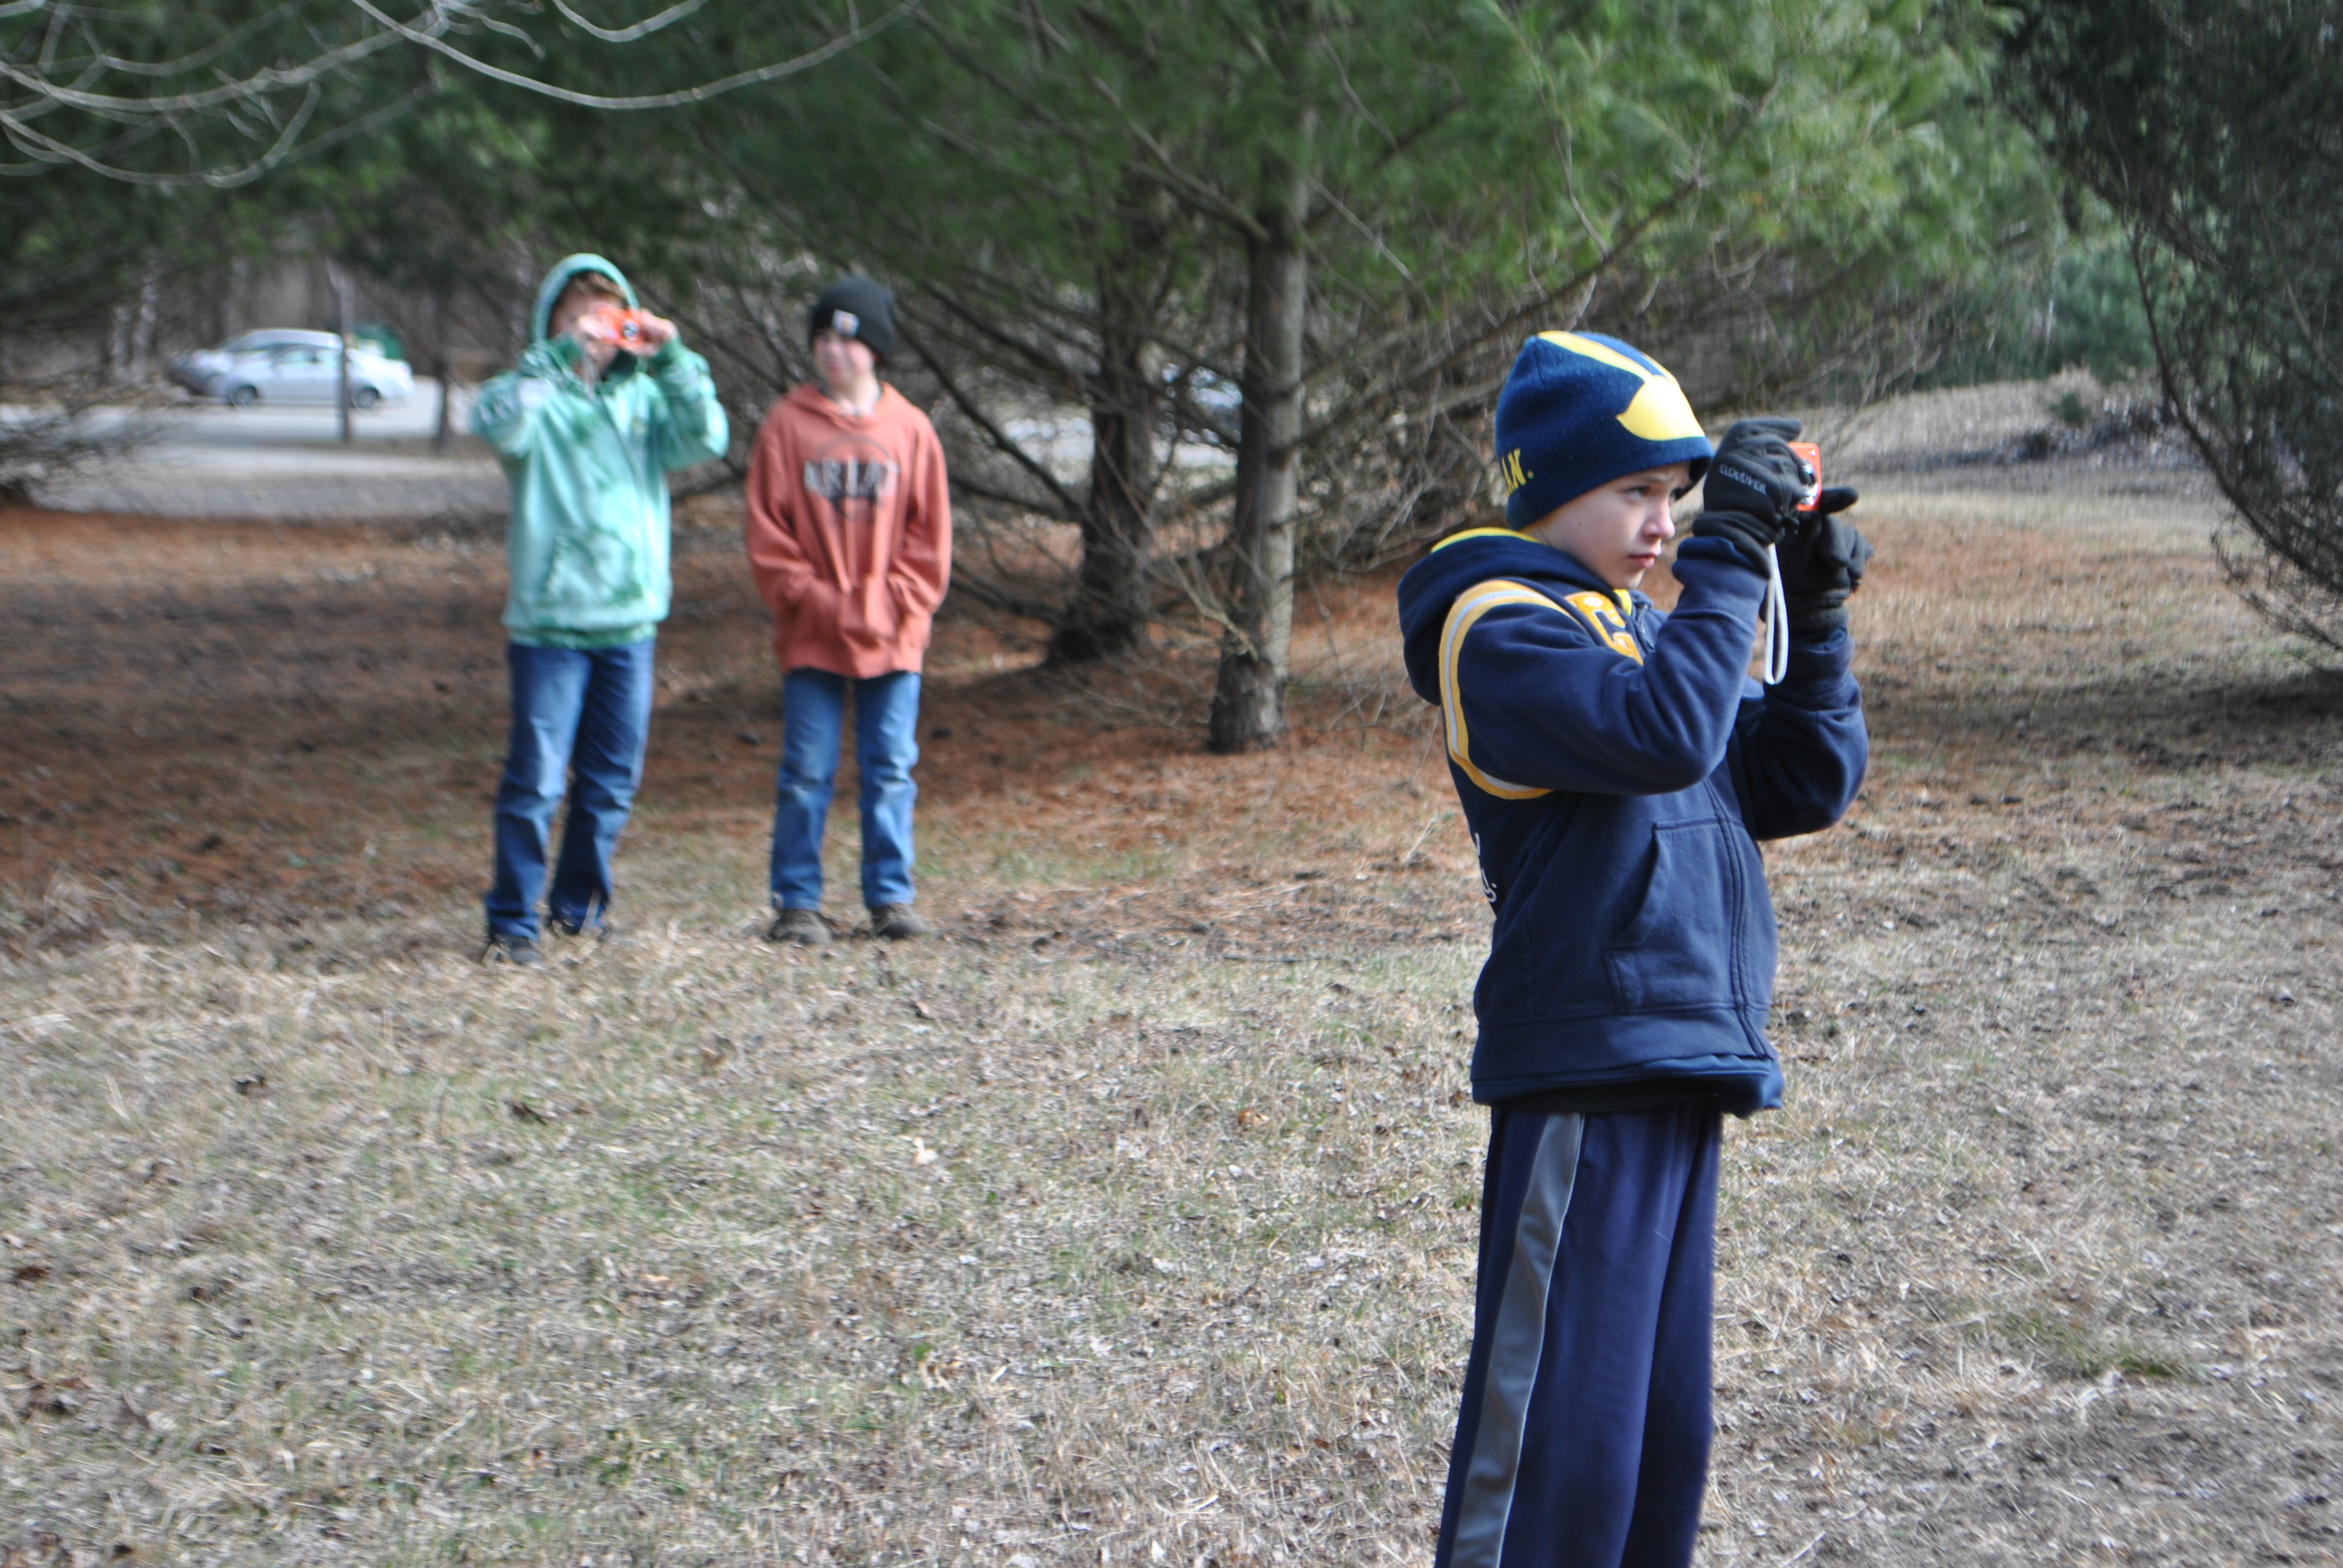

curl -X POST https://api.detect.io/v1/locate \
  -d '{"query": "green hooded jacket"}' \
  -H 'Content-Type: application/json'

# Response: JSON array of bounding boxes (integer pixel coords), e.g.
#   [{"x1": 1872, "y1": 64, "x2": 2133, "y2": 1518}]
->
[{"x1": 472, "y1": 254, "x2": 730, "y2": 648}]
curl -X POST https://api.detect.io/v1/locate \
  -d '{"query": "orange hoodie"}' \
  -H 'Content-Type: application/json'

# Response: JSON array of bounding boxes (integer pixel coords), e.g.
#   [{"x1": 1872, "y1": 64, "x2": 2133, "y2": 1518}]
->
[{"x1": 745, "y1": 383, "x2": 952, "y2": 678}]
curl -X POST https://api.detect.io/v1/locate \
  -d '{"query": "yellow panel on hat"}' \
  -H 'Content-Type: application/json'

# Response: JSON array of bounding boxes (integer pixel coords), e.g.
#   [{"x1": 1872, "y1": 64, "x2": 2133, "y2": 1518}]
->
[
  {"x1": 1616, "y1": 376, "x2": 1702, "y2": 442},
  {"x1": 1535, "y1": 330, "x2": 1705, "y2": 443},
  {"x1": 1536, "y1": 331, "x2": 1649, "y2": 377}
]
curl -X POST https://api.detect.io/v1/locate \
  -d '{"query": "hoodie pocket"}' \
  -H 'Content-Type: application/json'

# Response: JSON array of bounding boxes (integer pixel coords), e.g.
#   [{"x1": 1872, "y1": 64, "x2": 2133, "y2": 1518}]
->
[
  {"x1": 790, "y1": 581, "x2": 842, "y2": 644},
  {"x1": 539, "y1": 523, "x2": 643, "y2": 623},
  {"x1": 1604, "y1": 819, "x2": 1745, "y2": 1013},
  {"x1": 837, "y1": 578, "x2": 901, "y2": 650}
]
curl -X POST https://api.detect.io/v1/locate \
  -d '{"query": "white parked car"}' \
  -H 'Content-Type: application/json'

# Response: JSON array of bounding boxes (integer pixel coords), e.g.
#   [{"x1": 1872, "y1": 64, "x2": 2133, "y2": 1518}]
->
[{"x1": 169, "y1": 330, "x2": 415, "y2": 409}]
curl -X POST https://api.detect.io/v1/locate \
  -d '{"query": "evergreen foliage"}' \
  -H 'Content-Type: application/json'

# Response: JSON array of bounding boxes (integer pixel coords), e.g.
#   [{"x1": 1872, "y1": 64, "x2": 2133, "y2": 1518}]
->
[
  {"x1": 2007, "y1": 0, "x2": 2343, "y2": 652},
  {"x1": 4, "y1": 0, "x2": 2086, "y2": 736},
  {"x1": 663, "y1": 0, "x2": 2057, "y2": 745},
  {"x1": 1921, "y1": 232, "x2": 2157, "y2": 388}
]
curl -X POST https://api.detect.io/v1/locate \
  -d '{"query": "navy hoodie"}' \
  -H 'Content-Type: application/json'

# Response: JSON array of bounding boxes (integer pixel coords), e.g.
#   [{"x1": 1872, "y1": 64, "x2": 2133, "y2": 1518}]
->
[{"x1": 1395, "y1": 529, "x2": 1867, "y2": 1114}]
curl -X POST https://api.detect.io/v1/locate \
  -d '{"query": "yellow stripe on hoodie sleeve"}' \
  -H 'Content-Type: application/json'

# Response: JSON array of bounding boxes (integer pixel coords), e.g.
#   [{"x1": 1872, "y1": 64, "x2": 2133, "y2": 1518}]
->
[
  {"x1": 1438, "y1": 581, "x2": 1561, "y2": 800},
  {"x1": 1432, "y1": 526, "x2": 1536, "y2": 552}
]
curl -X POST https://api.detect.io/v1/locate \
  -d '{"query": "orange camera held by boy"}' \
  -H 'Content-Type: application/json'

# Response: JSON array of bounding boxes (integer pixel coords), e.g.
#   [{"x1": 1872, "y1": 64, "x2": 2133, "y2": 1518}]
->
[
  {"x1": 587, "y1": 305, "x2": 661, "y2": 351},
  {"x1": 1788, "y1": 441, "x2": 1823, "y2": 514}
]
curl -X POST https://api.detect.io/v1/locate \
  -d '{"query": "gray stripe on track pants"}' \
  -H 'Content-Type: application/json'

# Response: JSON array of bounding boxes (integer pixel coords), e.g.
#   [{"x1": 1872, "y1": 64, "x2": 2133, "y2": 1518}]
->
[{"x1": 1447, "y1": 1111, "x2": 1585, "y2": 1568}]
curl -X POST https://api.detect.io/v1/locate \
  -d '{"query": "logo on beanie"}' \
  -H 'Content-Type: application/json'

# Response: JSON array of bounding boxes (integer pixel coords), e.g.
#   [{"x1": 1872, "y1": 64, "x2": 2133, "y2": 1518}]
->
[
  {"x1": 1535, "y1": 331, "x2": 1703, "y2": 443},
  {"x1": 1500, "y1": 449, "x2": 1534, "y2": 495},
  {"x1": 832, "y1": 310, "x2": 860, "y2": 338}
]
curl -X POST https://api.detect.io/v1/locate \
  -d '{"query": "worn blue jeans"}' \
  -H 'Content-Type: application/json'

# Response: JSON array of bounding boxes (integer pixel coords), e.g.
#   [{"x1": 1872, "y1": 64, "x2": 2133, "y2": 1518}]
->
[
  {"x1": 770, "y1": 667, "x2": 920, "y2": 912},
  {"x1": 485, "y1": 638, "x2": 656, "y2": 942}
]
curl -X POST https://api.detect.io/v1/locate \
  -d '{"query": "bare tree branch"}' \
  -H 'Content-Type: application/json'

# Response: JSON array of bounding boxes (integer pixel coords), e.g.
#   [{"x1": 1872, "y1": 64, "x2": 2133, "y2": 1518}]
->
[
  {"x1": 344, "y1": 0, "x2": 920, "y2": 111},
  {"x1": 1, "y1": 0, "x2": 918, "y2": 186},
  {"x1": 0, "y1": 82, "x2": 325, "y2": 186},
  {"x1": 547, "y1": 0, "x2": 713, "y2": 45},
  {"x1": 901, "y1": 321, "x2": 1089, "y2": 524}
]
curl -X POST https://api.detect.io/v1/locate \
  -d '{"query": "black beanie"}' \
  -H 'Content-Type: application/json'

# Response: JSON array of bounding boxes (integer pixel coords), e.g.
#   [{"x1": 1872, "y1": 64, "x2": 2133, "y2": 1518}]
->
[{"x1": 808, "y1": 277, "x2": 897, "y2": 362}]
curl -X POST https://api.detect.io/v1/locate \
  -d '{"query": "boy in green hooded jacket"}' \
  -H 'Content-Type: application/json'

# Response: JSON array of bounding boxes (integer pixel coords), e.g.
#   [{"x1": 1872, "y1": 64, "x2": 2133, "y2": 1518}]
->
[{"x1": 471, "y1": 253, "x2": 729, "y2": 963}]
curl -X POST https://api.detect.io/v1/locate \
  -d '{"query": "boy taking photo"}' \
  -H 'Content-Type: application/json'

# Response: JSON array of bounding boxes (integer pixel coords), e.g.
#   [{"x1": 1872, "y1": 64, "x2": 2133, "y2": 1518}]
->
[
  {"x1": 1396, "y1": 331, "x2": 1873, "y2": 1567},
  {"x1": 746, "y1": 278, "x2": 952, "y2": 946},
  {"x1": 472, "y1": 253, "x2": 730, "y2": 965}
]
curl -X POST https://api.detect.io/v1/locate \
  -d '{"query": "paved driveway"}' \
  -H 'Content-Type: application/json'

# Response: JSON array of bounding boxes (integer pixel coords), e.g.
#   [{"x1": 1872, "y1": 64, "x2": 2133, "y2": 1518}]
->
[{"x1": 26, "y1": 382, "x2": 509, "y2": 520}]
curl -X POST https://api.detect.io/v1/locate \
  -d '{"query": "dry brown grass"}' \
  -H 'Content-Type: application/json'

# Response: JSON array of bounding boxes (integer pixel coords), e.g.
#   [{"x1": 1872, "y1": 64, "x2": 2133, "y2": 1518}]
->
[{"x1": 4, "y1": 433, "x2": 2343, "y2": 1566}]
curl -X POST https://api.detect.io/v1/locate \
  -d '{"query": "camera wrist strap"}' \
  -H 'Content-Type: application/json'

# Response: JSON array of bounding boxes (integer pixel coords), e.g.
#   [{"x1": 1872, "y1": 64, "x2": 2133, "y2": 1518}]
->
[{"x1": 1760, "y1": 543, "x2": 1790, "y2": 685}]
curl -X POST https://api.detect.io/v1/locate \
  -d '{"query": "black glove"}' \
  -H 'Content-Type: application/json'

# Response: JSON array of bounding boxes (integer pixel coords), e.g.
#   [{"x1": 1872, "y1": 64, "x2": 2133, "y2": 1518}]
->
[
  {"x1": 1718, "y1": 416, "x2": 1803, "y2": 449},
  {"x1": 1777, "y1": 487, "x2": 1873, "y2": 635},
  {"x1": 1691, "y1": 417, "x2": 1812, "y2": 570}
]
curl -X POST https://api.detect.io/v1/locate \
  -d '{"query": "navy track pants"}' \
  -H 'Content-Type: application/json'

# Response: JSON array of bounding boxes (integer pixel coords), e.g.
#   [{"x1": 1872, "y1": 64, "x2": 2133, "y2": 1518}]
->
[{"x1": 1434, "y1": 1100, "x2": 1723, "y2": 1568}]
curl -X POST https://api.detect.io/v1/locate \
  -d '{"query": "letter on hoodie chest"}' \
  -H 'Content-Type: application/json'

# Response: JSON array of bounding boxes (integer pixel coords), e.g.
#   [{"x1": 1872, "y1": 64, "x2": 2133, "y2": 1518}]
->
[{"x1": 800, "y1": 431, "x2": 902, "y2": 578}]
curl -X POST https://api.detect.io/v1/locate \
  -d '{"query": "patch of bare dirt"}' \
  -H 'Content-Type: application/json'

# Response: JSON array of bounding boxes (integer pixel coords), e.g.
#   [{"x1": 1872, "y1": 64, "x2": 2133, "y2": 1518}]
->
[{"x1": 0, "y1": 503, "x2": 1458, "y2": 942}]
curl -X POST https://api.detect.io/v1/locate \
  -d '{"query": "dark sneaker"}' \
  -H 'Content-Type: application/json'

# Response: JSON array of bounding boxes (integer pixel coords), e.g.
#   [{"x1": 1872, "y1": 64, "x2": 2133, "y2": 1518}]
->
[
  {"x1": 869, "y1": 903, "x2": 933, "y2": 940},
  {"x1": 766, "y1": 907, "x2": 833, "y2": 947},
  {"x1": 482, "y1": 932, "x2": 544, "y2": 967},
  {"x1": 549, "y1": 915, "x2": 615, "y2": 941}
]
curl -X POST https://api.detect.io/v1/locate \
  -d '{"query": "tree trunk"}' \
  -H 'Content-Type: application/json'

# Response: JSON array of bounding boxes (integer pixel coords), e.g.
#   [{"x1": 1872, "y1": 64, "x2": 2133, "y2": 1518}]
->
[
  {"x1": 1208, "y1": 151, "x2": 1308, "y2": 753},
  {"x1": 330, "y1": 261, "x2": 355, "y2": 445},
  {"x1": 128, "y1": 269, "x2": 160, "y2": 383},
  {"x1": 430, "y1": 295, "x2": 454, "y2": 452},
  {"x1": 216, "y1": 258, "x2": 241, "y2": 348},
  {"x1": 104, "y1": 300, "x2": 130, "y2": 385},
  {"x1": 433, "y1": 353, "x2": 454, "y2": 450},
  {"x1": 1050, "y1": 194, "x2": 1168, "y2": 664}
]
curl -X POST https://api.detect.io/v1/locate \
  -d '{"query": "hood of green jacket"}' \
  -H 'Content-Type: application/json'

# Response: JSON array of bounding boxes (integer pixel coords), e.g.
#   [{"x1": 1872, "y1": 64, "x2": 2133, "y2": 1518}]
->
[{"x1": 530, "y1": 253, "x2": 641, "y2": 342}]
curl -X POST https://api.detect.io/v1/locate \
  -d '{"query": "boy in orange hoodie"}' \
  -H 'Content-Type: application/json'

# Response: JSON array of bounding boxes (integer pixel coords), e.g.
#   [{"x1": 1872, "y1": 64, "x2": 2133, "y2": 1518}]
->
[{"x1": 745, "y1": 278, "x2": 952, "y2": 944}]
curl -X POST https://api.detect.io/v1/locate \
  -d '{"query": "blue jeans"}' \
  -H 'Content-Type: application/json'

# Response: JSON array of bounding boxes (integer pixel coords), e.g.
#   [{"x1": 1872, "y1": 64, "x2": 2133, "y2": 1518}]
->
[
  {"x1": 485, "y1": 639, "x2": 656, "y2": 942},
  {"x1": 770, "y1": 667, "x2": 920, "y2": 911}
]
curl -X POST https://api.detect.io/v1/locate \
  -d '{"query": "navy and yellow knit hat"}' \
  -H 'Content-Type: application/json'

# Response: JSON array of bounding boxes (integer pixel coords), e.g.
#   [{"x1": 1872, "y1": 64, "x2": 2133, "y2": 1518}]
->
[{"x1": 1494, "y1": 332, "x2": 1713, "y2": 528}]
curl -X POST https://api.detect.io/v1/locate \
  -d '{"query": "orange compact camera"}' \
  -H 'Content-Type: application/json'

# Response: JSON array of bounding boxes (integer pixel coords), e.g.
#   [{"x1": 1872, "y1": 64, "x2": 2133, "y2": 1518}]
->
[
  {"x1": 589, "y1": 305, "x2": 660, "y2": 349},
  {"x1": 1788, "y1": 441, "x2": 1823, "y2": 514}
]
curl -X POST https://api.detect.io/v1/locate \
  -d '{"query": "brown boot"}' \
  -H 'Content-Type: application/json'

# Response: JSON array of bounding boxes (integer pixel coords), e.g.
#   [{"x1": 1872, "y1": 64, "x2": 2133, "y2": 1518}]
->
[
  {"x1": 869, "y1": 903, "x2": 933, "y2": 940},
  {"x1": 481, "y1": 932, "x2": 544, "y2": 967},
  {"x1": 765, "y1": 907, "x2": 833, "y2": 947}
]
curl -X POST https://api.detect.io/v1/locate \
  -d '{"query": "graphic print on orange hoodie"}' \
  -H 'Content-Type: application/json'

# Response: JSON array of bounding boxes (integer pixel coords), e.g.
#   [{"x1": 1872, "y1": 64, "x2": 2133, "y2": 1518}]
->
[{"x1": 744, "y1": 382, "x2": 952, "y2": 678}]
